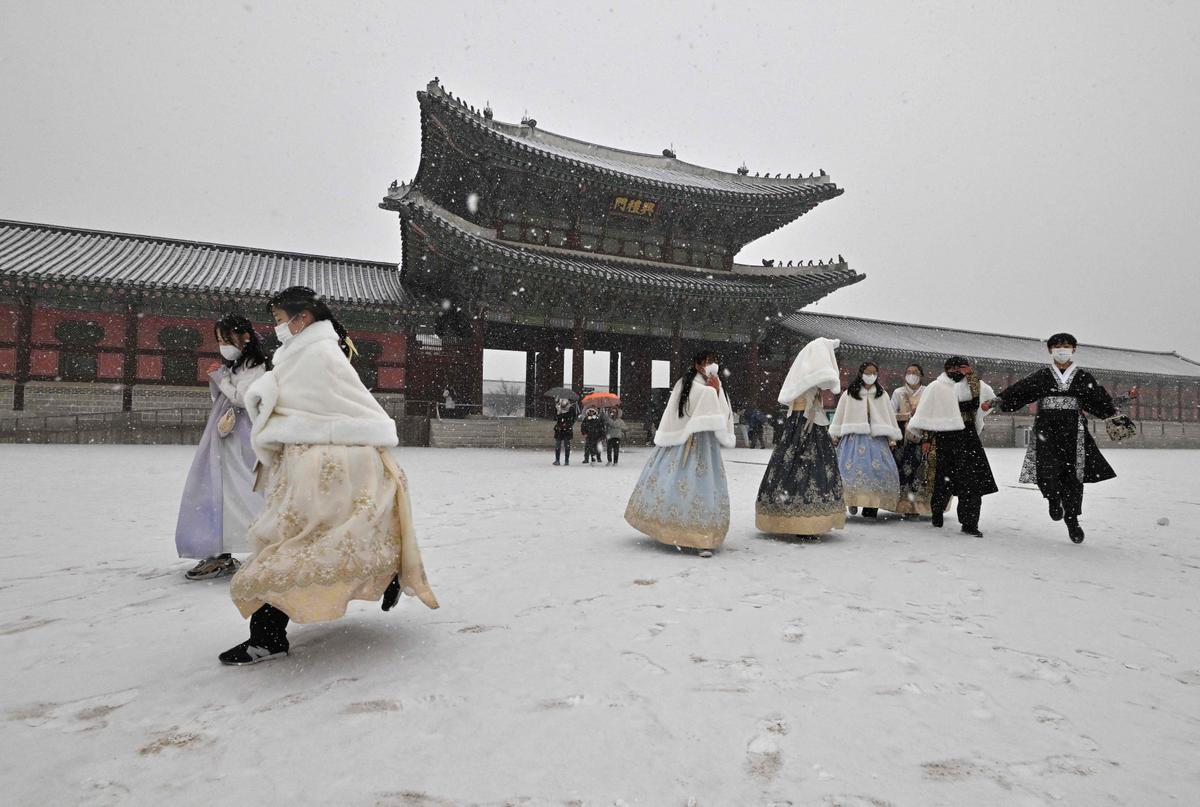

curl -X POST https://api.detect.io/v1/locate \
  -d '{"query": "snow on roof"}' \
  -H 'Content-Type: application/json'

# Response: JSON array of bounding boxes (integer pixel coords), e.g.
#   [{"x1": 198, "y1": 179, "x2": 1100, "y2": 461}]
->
[
  {"x1": 779, "y1": 311, "x2": 1200, "y2": 379},
  {"x1": 0, "y1": 220, "x2": 415, "y2": 308}
]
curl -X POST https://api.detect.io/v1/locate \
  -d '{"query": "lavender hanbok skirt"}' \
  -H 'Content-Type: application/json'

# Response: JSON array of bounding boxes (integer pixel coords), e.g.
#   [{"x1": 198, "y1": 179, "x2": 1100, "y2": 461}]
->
[
  {"x1": 174, "y1": 393, "x2": 263, "y2": 559},
  {"x1": 836, "y1": 433, "x2": 900, "y2": 510},
  {"x1": 624, "y1": 432, "x2": 730, "y2": 550}
]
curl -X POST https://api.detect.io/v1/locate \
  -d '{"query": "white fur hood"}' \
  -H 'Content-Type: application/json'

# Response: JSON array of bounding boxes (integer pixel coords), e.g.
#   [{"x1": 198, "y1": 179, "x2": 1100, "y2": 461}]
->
[
  {"x1": 907, "y1": 372, "x2": 995, "y2": 435},
  {"x1": 244, "y1": 320, "x2": 397, "y2": 464},
  {"x1": 829, "y1": 386, "x2": 903, "y2": 440},
  {"x1": 655, "y1": 376, "x2": 736, "y2": 448},
  {"x1": 777, "y1": 337, "x2": 842, "y2": 405}
]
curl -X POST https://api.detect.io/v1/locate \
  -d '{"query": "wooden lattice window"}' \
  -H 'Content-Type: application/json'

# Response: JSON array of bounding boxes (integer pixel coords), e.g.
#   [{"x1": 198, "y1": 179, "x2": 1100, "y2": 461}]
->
[
  {"x1": 352, "y1": 340, "x2": 383, "y2": 390},
  {"x1": 157, "y1": 326, "x2": 202, "y2": 385},
  {"x1": 55, "y1": 320, "x2": 105, "y2": 381}
]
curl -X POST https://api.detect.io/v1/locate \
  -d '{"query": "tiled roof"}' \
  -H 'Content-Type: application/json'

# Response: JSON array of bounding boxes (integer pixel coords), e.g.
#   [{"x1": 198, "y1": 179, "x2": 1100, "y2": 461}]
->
[
  {"x1": 422, "y1": 79, "x2": 842, "y2": 200},
  {"x1": 390, "y1": 187, "x2": 863, "y2": 302},
  {"x1": 779, "y1": 311, "x2": 1200, "y2": 380},
  {"x1": 0, "y1": 220, "x2": 415, "y2": 308}
]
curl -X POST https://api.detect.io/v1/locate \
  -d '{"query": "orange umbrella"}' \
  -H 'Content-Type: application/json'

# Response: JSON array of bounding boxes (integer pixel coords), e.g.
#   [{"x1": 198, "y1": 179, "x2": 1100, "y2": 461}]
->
[{"x1": 581, "y1": 392, "x2": 621, "y2": 409}]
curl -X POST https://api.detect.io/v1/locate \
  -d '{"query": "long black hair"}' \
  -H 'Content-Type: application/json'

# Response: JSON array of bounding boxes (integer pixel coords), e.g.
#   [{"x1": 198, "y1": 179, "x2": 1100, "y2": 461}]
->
[
  {"x1": 215, "y1": 313, "x2": 270, "y2": 371},
  {"x1": 678, "y1": 349, "x2": 723, "y2": 418},
  {"x1": 846, "y1": 361, "x2": 884, "y2": 400},
  {"x1": 267, "y1": 286, "x2": 355, "y2": 359}
]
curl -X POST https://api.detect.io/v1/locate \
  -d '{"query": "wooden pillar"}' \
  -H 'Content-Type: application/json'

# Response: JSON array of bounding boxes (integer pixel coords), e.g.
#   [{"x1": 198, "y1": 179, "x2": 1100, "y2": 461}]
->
[
  {"x1": 747, "y1": 341, "x2": 761, "y2": 408},
  {"x1": 524, "y1": 350, "x2": 537, "y2": 418},
  {"x1": 670, "y1": 322, "x2": 682, "y2": 383},
  {"x1": 12, "y1": 296, "x2": 33, "y2": 411},
  {"x1": 608, "y1": 350, "x2": 620, "y2": 396},
  {"x1": 1176, "y1": 383, "x2": 1184, "y2": 422},
  {"x1": 471, "y1": 313, "x2": 485, "y2": 409},
  {"x1": 571, "y1": 318, "x2": 584, "y2": 393},
  {"x1": 121, "y1": 299, "x2": 140, "y2": 412}
]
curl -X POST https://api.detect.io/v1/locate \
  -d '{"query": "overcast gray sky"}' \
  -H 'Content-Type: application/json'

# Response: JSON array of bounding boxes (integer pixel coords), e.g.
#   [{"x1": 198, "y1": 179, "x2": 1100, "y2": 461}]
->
[{"x1": 3, "y1": 1, "x2": 1198, "y2": 370}]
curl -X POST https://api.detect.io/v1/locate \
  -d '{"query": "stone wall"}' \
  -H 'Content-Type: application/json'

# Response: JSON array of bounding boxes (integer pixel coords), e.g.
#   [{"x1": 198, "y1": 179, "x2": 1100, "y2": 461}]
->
[
  {"x1": 19, "y1": 381, "x2": 124, "y2": 415},
  {"x1": 131, "y1": 385, "x2": 212, "y2": 411},
  {"x1": 980, "y1": 414, "x2": 1200, "y2": 449}
]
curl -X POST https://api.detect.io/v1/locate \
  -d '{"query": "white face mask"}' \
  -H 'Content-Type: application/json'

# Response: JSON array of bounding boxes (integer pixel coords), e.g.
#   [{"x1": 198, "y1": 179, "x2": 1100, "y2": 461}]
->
[
  {"x1": 861, "y1": 374, "x2": 877, "y2": 386},
  {"x1": 1051, "y1": 348, "x2": 1074, "y2": 364},
  {"x1": 274, "y1": 315, "x2": 298, "y2": 344},
  {"x1": 905, "y1": 373, "x2": 921, "y2": 386},
  {"x1": 704, "y1": 363, "x2": 719, "y2": 377},
  {"x1": 219, "y1": 344, "x2": 242, "y2": 361}
]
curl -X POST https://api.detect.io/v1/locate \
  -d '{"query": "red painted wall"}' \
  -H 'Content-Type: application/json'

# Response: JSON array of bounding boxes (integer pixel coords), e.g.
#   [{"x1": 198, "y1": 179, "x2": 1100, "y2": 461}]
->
[
  {"x1": 0, "y1": 304, "x2": 18, "y2": 342},
  {"x1": 31, "y1": 307, "x2": 125, "y2": 348}
]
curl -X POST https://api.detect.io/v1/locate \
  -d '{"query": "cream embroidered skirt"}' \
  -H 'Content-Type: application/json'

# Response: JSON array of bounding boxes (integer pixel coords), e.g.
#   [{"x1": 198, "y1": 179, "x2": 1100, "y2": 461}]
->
[
  {"x1": 230, "y1": 444, "x2": 438, "y2": 623},
  {"x1": 624, "y1": 432, "x2": 730, "y2": 550}
]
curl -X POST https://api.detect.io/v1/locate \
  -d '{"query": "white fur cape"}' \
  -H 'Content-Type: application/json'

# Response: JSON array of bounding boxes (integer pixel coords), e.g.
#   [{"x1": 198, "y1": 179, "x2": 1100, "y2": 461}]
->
[
  {"x1": 777, "y1": 337, "x2": 842, "y2": 405},
  {"x1": 654, "y1": 376, "x2": 736, "y2": 448},
  {"x1": 829, "y1": 387, "x2": 903, "y2": 440},
  {"x1": 907, "y1": 373, "x2": 995, "y2": 435},
  {"x1": 245, "y1": 320, "x2": 398, "y2": 464}
]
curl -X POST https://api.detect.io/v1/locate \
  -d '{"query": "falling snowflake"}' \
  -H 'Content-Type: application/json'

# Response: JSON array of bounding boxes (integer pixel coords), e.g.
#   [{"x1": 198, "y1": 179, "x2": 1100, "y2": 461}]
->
[{"x1": 466, "y1": 192, "x2": 479, "y2": 213}]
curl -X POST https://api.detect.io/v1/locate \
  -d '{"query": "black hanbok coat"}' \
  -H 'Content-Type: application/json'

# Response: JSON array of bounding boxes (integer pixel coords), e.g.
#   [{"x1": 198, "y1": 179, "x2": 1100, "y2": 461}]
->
[{"x1": 995, "y1": 367, "x2": 1117, "y2": 485}]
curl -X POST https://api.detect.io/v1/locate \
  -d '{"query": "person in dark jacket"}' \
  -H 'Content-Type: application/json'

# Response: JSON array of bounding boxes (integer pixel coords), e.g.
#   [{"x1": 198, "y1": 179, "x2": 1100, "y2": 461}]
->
[
  {"x1": 552, "y1": 398, "x2": 577, "y2": 466},
  {"x1": 984, "y1": 333, "x2": 1125, "y2": 543},
  {"x1": 580, "y1": 407, "x2": 605, "y2": 464},
  {"x1": 907, "y1": 356, "x2": 999, "y2": 537}
]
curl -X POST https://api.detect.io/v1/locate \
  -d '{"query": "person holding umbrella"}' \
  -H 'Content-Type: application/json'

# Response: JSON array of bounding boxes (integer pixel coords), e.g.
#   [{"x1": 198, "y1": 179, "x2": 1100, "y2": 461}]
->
[{"x1": 580, "y1": 406, "x2": 605, "y2": 464}]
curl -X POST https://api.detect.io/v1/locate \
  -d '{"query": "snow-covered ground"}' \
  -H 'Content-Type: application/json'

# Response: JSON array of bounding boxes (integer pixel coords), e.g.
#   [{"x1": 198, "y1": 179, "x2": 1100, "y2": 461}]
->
[{"x1": 1, "y1": 445, "x2": 1197, "y2": 806}]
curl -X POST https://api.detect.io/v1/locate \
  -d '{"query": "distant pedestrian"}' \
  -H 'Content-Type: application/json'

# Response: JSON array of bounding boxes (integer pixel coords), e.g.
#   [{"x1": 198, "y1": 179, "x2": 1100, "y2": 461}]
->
[
  {"x1": 552, "y1": 398, "x2": 577, "y2": 466},
  {"x1": 743, "y1": 404, "x2": 767, "y2": 448},
  {"x1": 601, "y1": 407, "x2": 628, "y2": 465},
  {"x1": 580, "y1": 407, "x2": 605, "y2": 464}
]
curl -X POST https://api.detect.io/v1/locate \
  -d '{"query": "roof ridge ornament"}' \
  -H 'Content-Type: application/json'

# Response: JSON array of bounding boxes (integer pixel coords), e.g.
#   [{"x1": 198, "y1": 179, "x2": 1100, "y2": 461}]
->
[{"x1": 737, "y1": 163, "x2": 749, "y2": 176}]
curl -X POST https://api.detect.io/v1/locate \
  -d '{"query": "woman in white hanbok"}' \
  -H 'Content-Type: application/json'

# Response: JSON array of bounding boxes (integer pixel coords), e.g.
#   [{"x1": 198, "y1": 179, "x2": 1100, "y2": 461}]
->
[
  {"x1": 220, "y1": 287, "x2": 438, "y2": 665},
  {"x1": 625, "y1": 350, "x2": 735, "y2": 553}
]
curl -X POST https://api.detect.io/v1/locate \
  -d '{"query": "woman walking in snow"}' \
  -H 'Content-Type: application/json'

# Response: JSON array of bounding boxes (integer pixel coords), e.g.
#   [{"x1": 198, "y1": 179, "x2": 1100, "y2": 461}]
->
[
  {"x1": 220, "y1": 286, "x2": 438, "y2": 665},
  {"x1": 625, "y1": 350, "x2": 735, "y2": 554},
  {"x1": 754, "y1": 337, "x2": 846, "y2": 539},
  {"x1": 174, "y1": 314, "x2": 269, "y2": 580},
  {"x1": 830, "y1": 362, "x2": 903, "y2": 518},
  {"x1": 891, "y1": 362, "x2": 934, "y2": 518}
]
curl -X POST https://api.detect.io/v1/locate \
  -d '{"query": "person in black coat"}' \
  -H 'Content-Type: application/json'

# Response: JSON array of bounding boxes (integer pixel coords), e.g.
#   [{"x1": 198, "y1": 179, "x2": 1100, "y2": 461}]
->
[
  {"x1": 907, "y1": 356, "x2": 999, "y2": 537},
  {"x1": 580, "y1": 407, "x2": 605, "y2": 464},
  {"x1": 984, "y1": 333, "x2": 1122, "y2": 543},
  {"x1": 552, "y1": 398, "x2": 577, "y2": 466}
]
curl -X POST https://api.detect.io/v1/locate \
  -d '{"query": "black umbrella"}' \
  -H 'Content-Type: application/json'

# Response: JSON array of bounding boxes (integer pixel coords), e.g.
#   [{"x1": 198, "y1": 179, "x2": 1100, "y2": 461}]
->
[{"x1": 543, "y1": 387, "x2": 579, "y2": 401}]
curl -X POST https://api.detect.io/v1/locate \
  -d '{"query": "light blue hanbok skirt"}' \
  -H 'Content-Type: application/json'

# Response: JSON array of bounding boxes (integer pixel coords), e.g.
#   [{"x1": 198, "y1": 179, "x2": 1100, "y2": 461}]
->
[
  {"x1": 624, "y1": 431, "x2": 730, "y2": 550},
  {"x1": 836, "y1": 433, "x2": 900, "y2": 510}
]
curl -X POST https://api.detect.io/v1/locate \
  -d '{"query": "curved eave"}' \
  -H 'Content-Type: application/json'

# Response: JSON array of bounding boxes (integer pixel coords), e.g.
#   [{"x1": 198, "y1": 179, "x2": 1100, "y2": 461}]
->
[
  {"x1": 416, "y1": 83, "x2": 844, "y2": 210},
  {"x1": 393, "y1": 194, "x2": 863, "y2": 304}
]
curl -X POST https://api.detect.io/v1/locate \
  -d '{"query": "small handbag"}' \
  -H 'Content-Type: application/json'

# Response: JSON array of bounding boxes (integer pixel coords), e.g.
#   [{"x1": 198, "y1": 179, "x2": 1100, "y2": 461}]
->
[
  {"x1": 1105, "y1": 414, "x2": 1137, "y2": 442},
  {"x1": 216, "y1": 407, "x2": 238, "y2": 438}
]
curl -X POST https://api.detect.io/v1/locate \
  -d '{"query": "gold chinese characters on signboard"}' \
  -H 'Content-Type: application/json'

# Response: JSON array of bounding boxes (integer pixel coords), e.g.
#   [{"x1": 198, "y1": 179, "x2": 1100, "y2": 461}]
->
[{"x1": 611, "y1": 196, "x2": 657, "y2": 218}]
